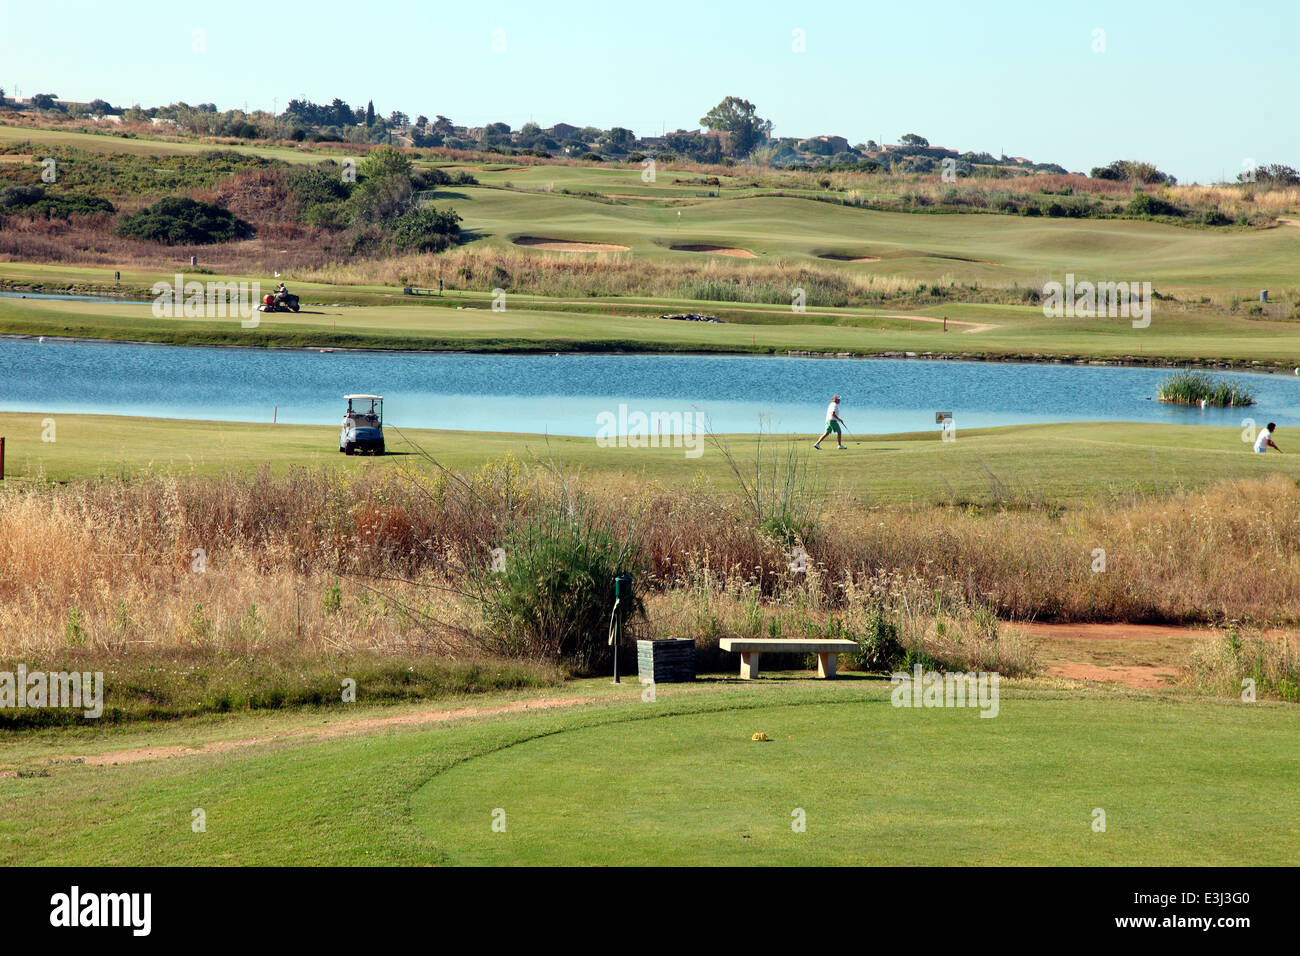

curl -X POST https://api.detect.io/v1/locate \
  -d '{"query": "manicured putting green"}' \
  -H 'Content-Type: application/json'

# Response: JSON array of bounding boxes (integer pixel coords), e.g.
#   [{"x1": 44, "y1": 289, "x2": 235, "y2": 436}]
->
[{"x1": 412, "y1": 688, "x2": 1300, "y2": 865}]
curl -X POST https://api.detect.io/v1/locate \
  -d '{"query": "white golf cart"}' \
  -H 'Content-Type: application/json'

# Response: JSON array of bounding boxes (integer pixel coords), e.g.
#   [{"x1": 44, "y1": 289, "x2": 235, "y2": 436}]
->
[{"x1": 339, "y1": 394, "x2": 384, "y2": 455}]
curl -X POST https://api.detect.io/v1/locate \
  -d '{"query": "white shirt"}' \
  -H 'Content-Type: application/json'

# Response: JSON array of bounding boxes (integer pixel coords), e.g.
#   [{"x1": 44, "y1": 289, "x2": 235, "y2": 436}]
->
[
  {"x1": 826, "y1": 402, "x2": 840, "y2": 421},
  {"x1": 1254, "y1": 427, "x2": 1271, "y2": 453}
]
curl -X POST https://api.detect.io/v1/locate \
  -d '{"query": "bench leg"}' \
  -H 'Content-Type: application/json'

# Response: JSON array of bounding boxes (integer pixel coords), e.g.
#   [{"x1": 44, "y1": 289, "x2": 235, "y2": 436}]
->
[
  {"x1": 817, "y1": 652, "x2": 838, "y2": 679},
  {"x1": 740, "y1": 652, "x2": 761, "y2": 679}
]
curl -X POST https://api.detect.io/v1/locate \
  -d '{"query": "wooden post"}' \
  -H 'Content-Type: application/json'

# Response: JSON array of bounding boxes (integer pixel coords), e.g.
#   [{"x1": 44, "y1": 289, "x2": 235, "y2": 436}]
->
[{"x1": 1, "y1": 436, "x2": 5, "y2": 480}]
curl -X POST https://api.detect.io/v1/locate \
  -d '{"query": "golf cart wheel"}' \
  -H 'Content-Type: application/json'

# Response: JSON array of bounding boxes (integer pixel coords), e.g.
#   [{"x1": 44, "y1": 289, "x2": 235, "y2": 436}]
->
[
  {"x1": 343, "y1": 444, "x2": 355, "y2": 455},
  {"x1": 290, "y1": 304, "x2": 299, "y2": 313}
]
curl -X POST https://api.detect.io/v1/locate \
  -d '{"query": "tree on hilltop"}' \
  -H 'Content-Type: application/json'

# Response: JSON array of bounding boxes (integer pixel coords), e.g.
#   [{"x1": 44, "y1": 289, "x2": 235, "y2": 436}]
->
[{"x1": 699, "y1": 96, "x2": 772, "y2": 157}]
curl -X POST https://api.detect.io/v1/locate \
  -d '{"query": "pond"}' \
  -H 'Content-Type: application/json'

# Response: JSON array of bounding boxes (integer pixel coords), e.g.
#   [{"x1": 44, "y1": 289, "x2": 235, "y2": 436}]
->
[{"x1": 3, "y1": 338, "x2": 1298, "y2": 437}]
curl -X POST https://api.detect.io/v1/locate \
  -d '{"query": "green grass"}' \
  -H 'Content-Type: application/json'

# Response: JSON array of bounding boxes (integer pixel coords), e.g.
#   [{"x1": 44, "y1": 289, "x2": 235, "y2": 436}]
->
[
  {"x1": 413, "y1": 684, "x2": 1300, "y2": 865},
  {"x1": 5, "y1": 121, "x2": 1300, "y2": 304},
  {"x1": 442, "y1": 184, "x2": 1300, "y2": 294},
  {"x1": 0, "y1": 650, "x2": 558, "y2": 729},
  {"x1": 4, "y1": 412, "x2": 1299, "y2": 505},
  {"x1": 6, "y1": 284, "x2": 1300, "y2": 366},
  {"x1": 1, "y1": 678, "x2": 1294, "y2": 865}
]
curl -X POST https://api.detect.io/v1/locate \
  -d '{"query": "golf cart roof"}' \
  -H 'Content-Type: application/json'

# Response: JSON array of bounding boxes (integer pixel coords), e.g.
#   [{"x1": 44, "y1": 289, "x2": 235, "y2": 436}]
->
[{"x1": 344, "y1": 394, "x2": 383, "y2": 400}]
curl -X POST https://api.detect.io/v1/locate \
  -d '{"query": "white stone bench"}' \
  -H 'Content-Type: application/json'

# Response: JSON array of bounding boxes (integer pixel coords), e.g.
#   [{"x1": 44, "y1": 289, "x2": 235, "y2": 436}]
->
[{"x1": 718, "y1": 638, "x2": 859, "y2": 679}]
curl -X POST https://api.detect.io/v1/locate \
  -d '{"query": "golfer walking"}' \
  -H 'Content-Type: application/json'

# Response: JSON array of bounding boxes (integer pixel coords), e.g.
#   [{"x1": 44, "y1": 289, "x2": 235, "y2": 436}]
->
[{"x1": 814, "y1": 395, "x2": 847, "y2": 450}]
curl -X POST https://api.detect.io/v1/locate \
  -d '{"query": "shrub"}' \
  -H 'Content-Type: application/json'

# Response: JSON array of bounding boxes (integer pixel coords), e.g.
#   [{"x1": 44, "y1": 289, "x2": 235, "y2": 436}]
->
[
  {"x1": 0, "y1": 184, "x2": 114, "y2": 220},
  {"x1": 347, "y1": 173, "x2": 415, "y2": 226},
  {"x1": 113, "y1": 196, "x2": 253, "y2": 244},
  {"x1": 388, "y1": 205, "x2": 461, "y2": 252},
  {"x1": 853, "y1": 603, "x2": 904, "y2": 671},
  {"x1": 358, "y1": 145, "x2": 413, "y2": 182},
  {"x1": 290, "y1": 165, "x2": 351, "y2": 207},
  {"x1": 1128, "y1": 192, "x2": 1181, "y2": 217},
  {"x1": 424, "y1": 167, "x2": 478, "y2": 187},
  {"x1": 471, "y1": 488, "x2": 646, "y2": 674},
  {"x1": 1156, "y1": 370, "x2": 1255, "y2": 407}
]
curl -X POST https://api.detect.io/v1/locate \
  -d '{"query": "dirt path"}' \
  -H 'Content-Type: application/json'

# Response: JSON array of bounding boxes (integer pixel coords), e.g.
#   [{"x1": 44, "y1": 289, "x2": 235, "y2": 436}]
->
[
  {"x1": 541, "y1": 296, "x2": 999, "y2": 334},
  {"x1": 57, "y1": 696, "x2": 597, "y2": 770},
  {"x1": 1010, "y1": 621, "x2": 1216, "y2": 689},
  {"x1": 0, "y1": 622, "x2": 1225, "y2": 778}
]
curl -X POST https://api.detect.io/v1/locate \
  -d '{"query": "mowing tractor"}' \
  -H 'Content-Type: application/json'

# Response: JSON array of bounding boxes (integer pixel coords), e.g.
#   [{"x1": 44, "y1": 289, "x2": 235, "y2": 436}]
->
[
  {"x1": 258, "y1": 282, "x2": 300, "y2": 313},
  {"x1": 339, "y1": 394, "x2": 384, "y2": 455}
]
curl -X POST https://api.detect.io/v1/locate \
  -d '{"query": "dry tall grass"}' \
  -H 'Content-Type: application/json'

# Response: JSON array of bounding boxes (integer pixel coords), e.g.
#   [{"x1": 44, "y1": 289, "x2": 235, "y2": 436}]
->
[
  {"x1": 1183, "y1": 626, "x2": 1300, "y2": 701},
  {"x1": 4, "y1": 463, "x2": 1300, "y2": 668},
  {"x1": 295, "y1": 244, "x2": 943, "y2": 304}
]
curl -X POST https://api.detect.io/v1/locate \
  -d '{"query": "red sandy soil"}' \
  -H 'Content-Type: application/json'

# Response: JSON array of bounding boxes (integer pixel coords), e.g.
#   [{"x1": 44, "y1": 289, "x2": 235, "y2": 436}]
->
[{"x1": 1011, "y1": 621, "x2": 1217, "y2": 689}]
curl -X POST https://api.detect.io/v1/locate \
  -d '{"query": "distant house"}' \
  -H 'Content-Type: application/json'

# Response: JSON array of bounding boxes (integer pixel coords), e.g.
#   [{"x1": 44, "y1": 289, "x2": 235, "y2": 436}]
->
[
  {"x1": 809, "y1": 135, "x2": 849, "y2": 154},
  {"x1": 466, "y1": 127, "x2": 485, "y2": 141},
  {"x1": 702, "y1": 129, "x2": 732, "y2": 150},
  {"x1": 547, "y1": 122, "x2": 578, "y2": 140},
  {"x1": 150, "y1": 117, "x2": 178, "y2": 128}
]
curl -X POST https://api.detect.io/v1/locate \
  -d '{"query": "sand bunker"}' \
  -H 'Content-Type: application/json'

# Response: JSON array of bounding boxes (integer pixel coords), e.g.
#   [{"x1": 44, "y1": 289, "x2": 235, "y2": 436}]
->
[
  {"x1": 513, "y1": 237, "x2": 630, "y2": 252},
  {"x1": 671, "y1": 244, "x2": 758, "y2": 258},
  {"x1": 819, "y1": 253, "x2": 881, "y2": 263}
]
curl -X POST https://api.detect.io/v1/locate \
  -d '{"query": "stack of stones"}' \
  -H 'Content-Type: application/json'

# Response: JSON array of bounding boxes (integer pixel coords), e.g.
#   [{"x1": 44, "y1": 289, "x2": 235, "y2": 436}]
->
[{"x1": 636, "y1": 638, "x2": 695, "y2": 683}]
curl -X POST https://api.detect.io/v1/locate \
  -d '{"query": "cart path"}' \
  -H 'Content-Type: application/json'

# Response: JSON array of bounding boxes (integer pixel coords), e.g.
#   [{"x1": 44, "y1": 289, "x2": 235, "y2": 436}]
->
[
  {"x1": 4, "y1": 696, "x2": 601, "y2": 774},
  {"x1": 543, "y1": 299, "x2": 1000, "y2": 334}
]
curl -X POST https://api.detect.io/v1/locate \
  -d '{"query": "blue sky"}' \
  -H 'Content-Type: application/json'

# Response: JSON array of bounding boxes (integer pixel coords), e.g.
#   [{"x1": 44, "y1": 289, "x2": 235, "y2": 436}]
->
[{"x1": 2, "y1": 0, "x2": 1294, "y2": 183}]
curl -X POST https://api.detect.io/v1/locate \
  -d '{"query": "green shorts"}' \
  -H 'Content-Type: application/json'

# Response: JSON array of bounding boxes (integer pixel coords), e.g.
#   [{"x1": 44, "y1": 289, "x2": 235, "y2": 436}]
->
[{"x1": 826, "y1": 420, "x2": 841, "y2": 434}]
